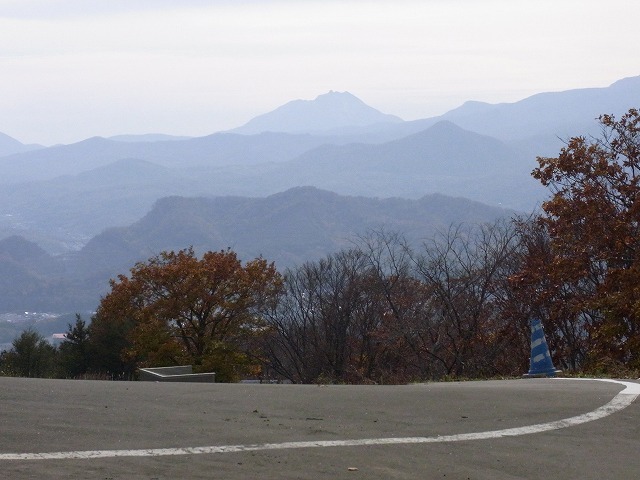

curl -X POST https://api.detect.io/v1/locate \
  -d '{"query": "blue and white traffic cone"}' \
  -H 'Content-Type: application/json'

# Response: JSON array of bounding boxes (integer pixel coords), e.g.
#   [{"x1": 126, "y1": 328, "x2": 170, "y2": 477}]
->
[{"x1": 523, "y1": 318, "x2": 562, "y2": 377}]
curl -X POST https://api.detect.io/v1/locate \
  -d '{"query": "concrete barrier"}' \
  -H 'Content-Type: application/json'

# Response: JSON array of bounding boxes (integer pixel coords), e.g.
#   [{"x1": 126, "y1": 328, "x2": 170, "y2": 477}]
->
[{"x1": 138, "y1": 365, "x2": 215, "y2": 383}]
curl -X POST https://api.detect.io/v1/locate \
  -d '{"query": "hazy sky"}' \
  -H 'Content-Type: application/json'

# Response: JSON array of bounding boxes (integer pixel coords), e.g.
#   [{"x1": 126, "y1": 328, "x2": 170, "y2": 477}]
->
[{"x1": 1, "y1": 0, "x2": 639, "y2": 145}]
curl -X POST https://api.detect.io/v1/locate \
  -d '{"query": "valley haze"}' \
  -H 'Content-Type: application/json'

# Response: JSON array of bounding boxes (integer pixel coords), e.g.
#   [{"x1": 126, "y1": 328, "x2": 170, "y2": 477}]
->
[{"x1": 0, "y1": 76, "x2": 639, "y2": 343}]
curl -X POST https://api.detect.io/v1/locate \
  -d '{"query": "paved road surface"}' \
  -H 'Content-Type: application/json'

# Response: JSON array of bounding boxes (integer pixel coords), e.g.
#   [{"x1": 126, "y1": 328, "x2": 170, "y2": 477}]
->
[{"x1": 0, "y1": 377, "x2": 638, "y2": 479}]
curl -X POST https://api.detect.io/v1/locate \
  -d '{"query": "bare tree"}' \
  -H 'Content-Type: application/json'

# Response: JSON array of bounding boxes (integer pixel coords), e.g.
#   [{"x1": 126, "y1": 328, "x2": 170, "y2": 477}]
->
[{"x1": 411, "y1": 220, "x2": 523, "y2": 377}]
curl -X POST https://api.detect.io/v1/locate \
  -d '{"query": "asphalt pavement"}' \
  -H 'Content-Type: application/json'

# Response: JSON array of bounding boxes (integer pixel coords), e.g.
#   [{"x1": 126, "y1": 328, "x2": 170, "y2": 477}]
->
[{"x1": 0, "y1": 376, "x2": 638, "y2": 479}]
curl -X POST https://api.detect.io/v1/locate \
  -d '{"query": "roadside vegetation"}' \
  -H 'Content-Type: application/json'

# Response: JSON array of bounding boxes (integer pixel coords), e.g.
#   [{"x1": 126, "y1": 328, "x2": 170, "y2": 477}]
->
[{"x1": 1, "y1": 110, "x2": 639, "y2": 383}]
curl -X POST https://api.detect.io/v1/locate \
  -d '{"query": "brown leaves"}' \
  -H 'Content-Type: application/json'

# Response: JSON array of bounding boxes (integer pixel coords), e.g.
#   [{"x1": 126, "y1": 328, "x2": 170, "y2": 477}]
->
[
  {"x1": 519, "y1": 108, "x2": 640, "y2": 370},
  {"x1": 95, "y1": 247, "x2": 282, "y2": 376}
]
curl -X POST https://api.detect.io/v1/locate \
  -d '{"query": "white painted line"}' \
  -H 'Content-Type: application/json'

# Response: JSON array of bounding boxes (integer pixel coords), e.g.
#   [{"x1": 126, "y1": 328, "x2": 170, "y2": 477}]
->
[
  {"x1": 0, "y1": 379, "x2": 637, "y2": 461},
  {"x1": 555, "y1": 378, "x2": 640, "y2": 395}
]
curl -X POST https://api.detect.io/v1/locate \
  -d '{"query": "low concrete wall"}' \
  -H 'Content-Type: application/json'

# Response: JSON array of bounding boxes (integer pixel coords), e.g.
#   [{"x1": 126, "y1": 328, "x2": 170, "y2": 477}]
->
[{"x1": 138, "y1": 365, "x2": 216, "y2": 383}]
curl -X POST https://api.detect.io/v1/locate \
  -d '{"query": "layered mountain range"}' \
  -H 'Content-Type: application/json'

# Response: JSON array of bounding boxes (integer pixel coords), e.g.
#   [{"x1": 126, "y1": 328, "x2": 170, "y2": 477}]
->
[
  {"x1": 0, "y1": 187, "x2": 512, "y2": 312},
  {"x1": 1, "y1": 76, "x2": 639, "y2": 313}
]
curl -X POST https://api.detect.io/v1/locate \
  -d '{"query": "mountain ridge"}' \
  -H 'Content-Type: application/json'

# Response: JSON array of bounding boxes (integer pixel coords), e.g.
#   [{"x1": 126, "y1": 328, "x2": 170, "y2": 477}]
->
[
  {"x1": 0, "y1": 76, "x2": 638, "y2": 260},
  {"x1": 0, "y1": 187, "x2": 515, "y2": 312},
  {"x1": 0, "y1": 131, "x2": 43, "y2": 157},
  {"x1": 78, "y1": 185, "x2": 515, "y2": 272},
  {"x1": 232, "y1": 90, "x2": 403, "y2": 135}
]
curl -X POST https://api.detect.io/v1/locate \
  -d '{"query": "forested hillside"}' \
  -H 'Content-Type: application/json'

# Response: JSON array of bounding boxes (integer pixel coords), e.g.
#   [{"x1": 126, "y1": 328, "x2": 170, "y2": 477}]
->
[{"x1": 0, "y1": 187, "x2": 512, "y2": 313}]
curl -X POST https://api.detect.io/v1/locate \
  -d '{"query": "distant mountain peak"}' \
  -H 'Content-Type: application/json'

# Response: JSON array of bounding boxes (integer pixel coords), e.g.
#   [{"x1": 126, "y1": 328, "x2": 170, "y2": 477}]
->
[
  {"x1": 232, "y1": 91, "x2": 403, "y2": 135},
  {"x1": 442, "y1": 100, "x2": 496, "y2": 120},
  {"x1": 0, "y1": 235, "x2": 50, "y2": 262},
  {"x1": 0, "y1": 131, "x2": 35, "y2": 157},
  {"x1": 609, "y1": 75, "x2": 640, "y2": 90},
  {"x1": 314, "y1": 90, "x2": 358, "y2": 101}
]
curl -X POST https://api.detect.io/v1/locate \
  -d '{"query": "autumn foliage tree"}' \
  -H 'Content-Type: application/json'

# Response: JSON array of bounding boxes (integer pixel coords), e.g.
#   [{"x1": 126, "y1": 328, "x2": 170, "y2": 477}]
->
[
  {"x1": 92, "y1": 248, "x2": 282, "y2": 381},
  {"x1": 515, "y1": 108, "x2": 640, "y2": 372}
]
